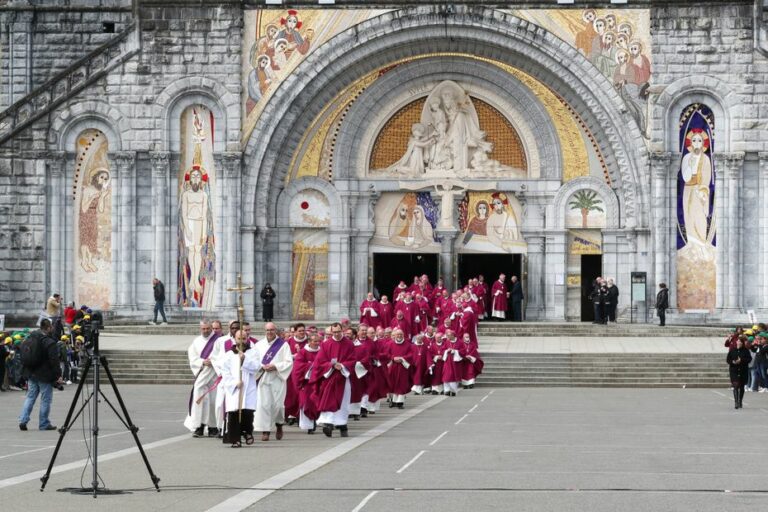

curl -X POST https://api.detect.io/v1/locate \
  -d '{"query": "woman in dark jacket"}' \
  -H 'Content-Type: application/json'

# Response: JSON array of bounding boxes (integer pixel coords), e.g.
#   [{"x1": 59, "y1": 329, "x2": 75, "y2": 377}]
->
[
  {"x1": 727, "y1": 336, "x2": 752, "y2": 409},
  {"x1": 605, "y1": 278, "x2": 619, "y2": 323},
  {"x1": 260, "y1": 284, "x2": 276, "y2": 322}
]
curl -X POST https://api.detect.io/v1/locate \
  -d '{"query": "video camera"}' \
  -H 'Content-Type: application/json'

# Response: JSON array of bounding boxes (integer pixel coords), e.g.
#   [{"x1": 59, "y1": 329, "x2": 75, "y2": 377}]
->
[{"x1": 78, "y1": 310, "x2": 104, "y2": 353}]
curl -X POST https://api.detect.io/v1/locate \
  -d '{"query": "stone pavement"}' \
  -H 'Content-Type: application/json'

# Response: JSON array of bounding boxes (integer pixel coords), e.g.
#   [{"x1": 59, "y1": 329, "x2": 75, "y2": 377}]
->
[
  {"x1": 97, "y1": 331, "x2": 727, "y2": 354},
  {"x1": 2, "y1": 384, "x2": 767, "y2": 512}
]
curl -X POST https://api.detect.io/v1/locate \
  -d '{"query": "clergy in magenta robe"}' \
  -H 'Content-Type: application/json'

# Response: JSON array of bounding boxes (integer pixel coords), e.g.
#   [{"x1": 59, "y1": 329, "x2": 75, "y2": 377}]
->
[
  {"x1": 415, "y1": 294, "x2": 432, "y2": 331},
  {"x1": 284, "y1": 326, "x2": 309, "y2": 421},
  {"x1": 378, "y1": 297, "x2": 394, "y2": 328},
  {"x1": 395, "y1": 294, "x2": 420, "y2": 337},
  {"x1": 310, "y1": 324, "x2": 357, "y2": 436},
  {"x1": 359, "y1": 293, "x2": 382, "y2": 329},
  {"x1": 410, "y1": 334, "x2": 431, "y2": 394},
  {"x1": 292, "y1": 336, "x2": 321, "y2": 432},
  {"x1": 386, "y1": 329, "x2": 413, "y2": 407},
  {"x1": 252, "y1": 326, "x2": 294, "y2": 439},
  {"x1": 392, "y1": 281, "x2": 408, "y2": 302},
  {"x1": 390, "y1": 311, "x2": 412, "y2": 341},
  {"x1": 458, "y1": 307, "x2": 479, "y2": 347},
  {"x1": 460, "y1": 334, "x2": 484, "y2": 387},
  {"x1": 365, "y1": 333, "x2": 389, "y2": 411},
  {"x1": 491, "y1": 275, "x2": 509, "y2": 319},
  {"x1": 441, "y1": 333, "x2": 467, "y2": 396},
  {"x1": 428, "y1": 335, "x2": 447, "y2": 394},
  {"x1": 349, "y1": 332, "x2": 374, "y2": 417},
  {"x1": 184, "y1": 321, "x2": 220, "y2": 434}
]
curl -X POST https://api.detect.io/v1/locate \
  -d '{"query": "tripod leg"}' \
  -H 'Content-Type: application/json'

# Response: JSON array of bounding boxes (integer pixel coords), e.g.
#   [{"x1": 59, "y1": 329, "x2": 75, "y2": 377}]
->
[
  {"x1": 40, "y1": 357, "x2": 93, "y2": 491},
  {"x1": 100, "y1": 356, "x2": 161, "y2": 491}
]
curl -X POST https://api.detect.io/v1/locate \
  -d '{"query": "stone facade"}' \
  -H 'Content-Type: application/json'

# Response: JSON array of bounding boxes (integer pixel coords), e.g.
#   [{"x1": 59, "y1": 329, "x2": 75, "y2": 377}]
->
[{"x1": 1, "y1": 1, "x2": 767, "y2": 323}]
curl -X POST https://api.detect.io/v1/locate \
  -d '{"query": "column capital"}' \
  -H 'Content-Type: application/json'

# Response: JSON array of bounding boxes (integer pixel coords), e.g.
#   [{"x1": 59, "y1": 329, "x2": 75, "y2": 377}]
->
[
  {"x1": 715, "y1": 151, "x2": 745, "y2": 179},
  {"x1": 111, "y1": 151, "x2": 136, "y2": 168},
  {"x1": 758, "y1": 152, "x2": 768, "y2": 165}
]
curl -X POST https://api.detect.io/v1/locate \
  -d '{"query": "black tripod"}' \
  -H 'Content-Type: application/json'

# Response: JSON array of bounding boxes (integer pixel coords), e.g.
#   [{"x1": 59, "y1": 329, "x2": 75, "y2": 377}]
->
[{"x1": 40, "y1": 328, "x2": 160, "y2": 497}]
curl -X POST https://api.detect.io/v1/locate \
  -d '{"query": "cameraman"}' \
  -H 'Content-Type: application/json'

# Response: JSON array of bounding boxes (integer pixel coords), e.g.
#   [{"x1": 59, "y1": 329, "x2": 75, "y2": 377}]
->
[{"x1": 18, "y1": 319, "x2": 62, "y2": 431}]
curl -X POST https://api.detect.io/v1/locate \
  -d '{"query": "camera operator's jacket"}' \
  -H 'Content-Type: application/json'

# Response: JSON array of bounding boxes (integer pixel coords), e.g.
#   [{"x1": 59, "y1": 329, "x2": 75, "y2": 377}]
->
[{"x1": 23, "y1": 331, "x2": 62, "y2": 384}]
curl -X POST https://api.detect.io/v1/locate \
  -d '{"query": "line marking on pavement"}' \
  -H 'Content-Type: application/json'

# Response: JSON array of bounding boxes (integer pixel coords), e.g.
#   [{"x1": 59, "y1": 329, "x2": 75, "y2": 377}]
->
[
  {"x1": 0, "y1": 433, "x2": 189, "y2": 490},
  {"x1": 480, "y1": 394, "x2": 489, "y2": 402},
  {"x1": 455, "y1": 414, "x2": 468, "y2": 425},
  {"x1": 396, "y1": 450, "x2": 426, "y2": 474},
  {"x1": 205, "y1": 396, "x2": 445, "y2": 512},
  {"x1": 351, "y1": 490, "x2": 379, "y2": 512},
  {"x1": 468, "y1": 404, "x2": 478, "y2": 413},
  {"x1": 489, "y1": 389, "x2": 495, "y2": 395},
  {"x1": 0, "y1": 431, "x2": 133, "y2": 461},
  {"x1": 429, "y1": 431, "x2": 449, "y2": 446}
]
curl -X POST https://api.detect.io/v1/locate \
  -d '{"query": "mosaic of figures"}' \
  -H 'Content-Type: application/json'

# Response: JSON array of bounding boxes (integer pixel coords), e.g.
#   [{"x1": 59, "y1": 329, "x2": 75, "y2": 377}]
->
[
  {"x1": 292, "y1": 230, "x2": 329, "y2": 320},
  {"x1": 512, "y1": 8, "x2": 652, "y2": 134},
  {"x1": 565, "y1": 189, "x2": 607, "y2": 229},
  {"x1": 73, "y1": 129, "x2": 112, "y2": 309},
  {"x1": 676, "y1": 104, "x2": 716, "y2": 312},
  {"x1": 371, "y1": 192, "x2": 440, "y2": 253},
  {"x1": 458, "y1": 192, "x2": 526, "y2": 254},
  {"x1": 241, "y1": 9, "x2": 388, "y2": 144},
  {"x1": 177, "y1": 105, "x2": 217, "y2": 310}
]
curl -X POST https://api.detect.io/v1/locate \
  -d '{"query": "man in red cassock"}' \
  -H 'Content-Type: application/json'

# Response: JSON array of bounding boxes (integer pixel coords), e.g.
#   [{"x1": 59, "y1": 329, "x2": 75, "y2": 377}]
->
[
  {"x1": 490, "y1": 273, "x2": 509, "y2": 321},
  {"x1": 410, "y1": 334, "x2": 431, "y2": 395},
  {"x1": 414, "y1": 292, "x2": 431, "y2": 334},
  {"x1": 349, "y1": 328, "x2": 374, "y2": 419},
  {"x1": 460, "y1": 333, "x2": 483, "y2": 389},
  {"x1": 378, "y1": 295, "x2": 393, "y2": 328},
  {"x1": 359, "y1": 292, "x2": 382, "y2": 329},
  {"x1": 478, "y1": 274, "x2": 490, "y2": 319},
  {"x1": 458, "y1": 305, "x2": 479, "y2": 347},
  {"x1": 441, "y1": 330, "x2": 466, "y2": 396},
  {"x1": 310, "y1": 322, "x2": 356, "y2": 438},
  {"x1": 392, "y1": 281, "x2": 408, "y2": 302},
  {"x1": 428, "y1": 332, "x2": 446, "y2": 395},
  {"x1": 292, "y1": 333, "x2": 321, "y2": 433},
  {"x1": 386, "y1": 328, "x2": 413, "y2": 408},
  {"x1": 393, "y1": 298, "x2": 417, "y2": 339}
]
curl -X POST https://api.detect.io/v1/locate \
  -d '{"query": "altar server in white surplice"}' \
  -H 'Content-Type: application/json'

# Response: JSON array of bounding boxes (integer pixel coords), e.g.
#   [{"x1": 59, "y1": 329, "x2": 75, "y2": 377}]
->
[{"x1": 252, "y1": 322, "x2": 294, "y2": 441}]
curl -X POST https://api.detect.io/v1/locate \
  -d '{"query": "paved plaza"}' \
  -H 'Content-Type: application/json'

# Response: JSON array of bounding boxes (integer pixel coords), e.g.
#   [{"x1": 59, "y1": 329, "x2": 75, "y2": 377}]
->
[{"x1": 1, "y1": 382, "x2": 767, "y2": 512}]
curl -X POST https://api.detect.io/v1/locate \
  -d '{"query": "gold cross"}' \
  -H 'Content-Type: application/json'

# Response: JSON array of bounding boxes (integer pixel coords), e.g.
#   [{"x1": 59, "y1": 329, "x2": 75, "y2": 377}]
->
[{"x1": 226, "y1": 273, "x2": 254, "y2": 326}]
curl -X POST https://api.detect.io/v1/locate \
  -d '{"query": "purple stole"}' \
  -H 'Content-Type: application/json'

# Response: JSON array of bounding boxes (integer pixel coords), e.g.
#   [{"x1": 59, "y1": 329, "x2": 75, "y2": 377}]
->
[
  {"x1": 188, "y1": 333, "x2": 220, "y2": 415},
  {"x1": 262, "y1": 337, "x2": 286, "y2": 365}
]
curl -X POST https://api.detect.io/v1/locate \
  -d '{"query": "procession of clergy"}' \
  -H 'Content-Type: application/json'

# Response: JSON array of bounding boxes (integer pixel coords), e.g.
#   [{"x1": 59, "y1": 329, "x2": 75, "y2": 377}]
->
[{"x1": 184, "y1": 273, "x2": 515, "y2": 448}]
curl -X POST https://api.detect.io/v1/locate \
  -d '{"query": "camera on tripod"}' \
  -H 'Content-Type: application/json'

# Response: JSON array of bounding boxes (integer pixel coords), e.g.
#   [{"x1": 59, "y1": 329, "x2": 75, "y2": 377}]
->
[{"x1": 78, "y1": 311, "x2": 104, "y2": 353}]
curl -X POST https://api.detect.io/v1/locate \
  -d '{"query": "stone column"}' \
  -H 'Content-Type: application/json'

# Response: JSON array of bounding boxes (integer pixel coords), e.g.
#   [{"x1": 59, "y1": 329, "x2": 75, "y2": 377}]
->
[
  {"x1": 149, "y1": 152, "x2": 170, "y2": 291},
  {"x1": 113, "y1": 151, "x2": 137, "y2": 309},
  {"x1": 435, "y1": 229, "x2": 458, "y2": 290},
  {"x1": 650, "y1": 152, "x2": 673, "y2": 294},
  {"x1": 761, "y1": 153, "x2": 768, "y2": 310},
  {"x1": 241, "y1": 225, "x2": 256, "y2": 321},
  {"x1": 543, "y1": 231, "x2": 567, "y2": 320},
  {"x1": 46, "y1": 151, "x2": 66, "y2": 298},
  {"x1": 253, "y1": 228, "x2": 268, "y2": 320},
  {"x1": 525, "y1": 235, "x2": 545, "y2": 320},
  {"x1": 220, "y1": 152, "x2": 242, "y2": 309},
  {"x1": 725, "y1": 153, "x2": 744, "y2": 313}
]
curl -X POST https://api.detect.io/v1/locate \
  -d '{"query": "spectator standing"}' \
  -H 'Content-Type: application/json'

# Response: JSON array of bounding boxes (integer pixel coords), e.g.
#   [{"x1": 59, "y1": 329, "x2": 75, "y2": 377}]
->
[
  {"x1": 727, "y1": 336, "x2": 751, "y2": 409},
  {"x1": 260, "y1": 283, "x2": 276, "y2": 322},
  {"x1": 63, "y1": 302, "x2": 77, "y2": 329},
  {"x1": 510, "y1": 276, "x2": 524, "y2": 322},
  {"x1": 150, "y1": 278, "x2": 168, "y2": 325},
  {"x1": 655, "y1": 283, "x2": 669, "y2": 327},
  {"x1": 18, "y1": 319, "x2": 62, "y2": 431},
  {"x1": 605, "y1": 278, "x2": 619, "y2": 323}
]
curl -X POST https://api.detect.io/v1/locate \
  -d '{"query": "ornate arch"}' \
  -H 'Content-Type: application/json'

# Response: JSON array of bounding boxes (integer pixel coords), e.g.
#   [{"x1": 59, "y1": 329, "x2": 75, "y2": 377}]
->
[
  {"x1": 154, "y1": 77, "x2": 239, "y2": 152},
  {"x1": 552, "y1": 176, "x2": 620, "y2": 229},
  {"x1": 48, "y1": 99, "x2": 130, "y2": 151},
  {"x1": 275, "y1": 177, "x2": 344, "y2": 230},
  {"x1": 243, "y1": 6, "x2": 649, "y2": 232}
]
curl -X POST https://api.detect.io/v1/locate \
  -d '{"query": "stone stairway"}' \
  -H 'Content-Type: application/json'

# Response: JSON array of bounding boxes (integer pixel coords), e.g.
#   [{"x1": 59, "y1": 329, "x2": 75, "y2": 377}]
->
[
  {"x1": 0, "y1": 22, "x2": 140, "y2": 147},
  {"x1": 94, "y1": 350, "x2": 729, "y2": 388},
  {"x1": 478, "y1": 353, "x2": 728, "y2": 388}
]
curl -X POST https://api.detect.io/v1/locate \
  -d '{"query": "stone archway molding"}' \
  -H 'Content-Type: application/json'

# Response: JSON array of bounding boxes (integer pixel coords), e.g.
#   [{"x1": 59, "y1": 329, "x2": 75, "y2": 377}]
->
[
  {"x1": 275, "y1": 176, "x2": 344, "y2": 230},
  {"x1": 49, "y1": 99, "x2": 131, "y2": 151},
  {"x1": 552, "y1": 177, "x2": 620, "y2": 230},
  {"x1": 154, "y1": 76, "x2": 240, "y2": 152}
]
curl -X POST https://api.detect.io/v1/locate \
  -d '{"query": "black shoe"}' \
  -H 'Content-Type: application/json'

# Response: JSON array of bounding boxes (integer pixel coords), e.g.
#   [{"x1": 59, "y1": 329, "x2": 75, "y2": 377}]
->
[
  {"x1": 389, "y1": 402, "x2": 395, "y2": 408},
  {"x1": 339, "y1": 426, "x2": 349, "y2": 438},
  {"x1": 431, "y1": 390, "x2": 438, "y2": 395},
  {"x1": 42, "y1": 425, "x2": 57, "y2": 431},
  {"x1": 207, "y1": 427, "x2": 219, "y2": 438},
  {"x1": 397, "y1": 403, "x2": 404, "y2": 409},
  {"x1": 322, "y1": 424, "x2": 333, "y2": 438},
  {"x1": 19, "y1": 423, "x2": 27, "y2": 431},
  {"x1": 352, "y1": 414, "x2": 360, "y2": 421},
  {"x1": 468, "y1": 384, "x2": 474, "y2": 389},
  {"x1": 361, "y1": 408, "x2": 368, "y2": 418},
  {"x1": 193, "y1": 426, "x2": 205, "y2": 438}
]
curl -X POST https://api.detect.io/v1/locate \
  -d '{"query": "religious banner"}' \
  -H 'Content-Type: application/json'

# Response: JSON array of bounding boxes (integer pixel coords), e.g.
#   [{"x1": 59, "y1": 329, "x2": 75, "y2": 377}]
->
[
  {"x1": 565, "y1": 189, "x2": 606, "y2": 229},
  {"x1": 73, "y1": 129, "x2": 112, "y2": 309},
  {"x1": 292, "y1": 230, "x2": 328, "y2": 320},
  {"x1": 177, "y1": 105, "x2": 216, "y2": 310},
  {"x1": 371, "y1": 192, "x2": 440, "y2": 253},
  {"x1": 458, "y1": 192, "x2": 527, "y2": 254},
  {"x1": 242, "y1": 8, "x2": 389, "y2": 144},
  {"x1": 510, "y1": 8, "x2": 652, "y2": 136},
  {"x1": 676, "y1": 103, "x2": 716, "y2": 312}
]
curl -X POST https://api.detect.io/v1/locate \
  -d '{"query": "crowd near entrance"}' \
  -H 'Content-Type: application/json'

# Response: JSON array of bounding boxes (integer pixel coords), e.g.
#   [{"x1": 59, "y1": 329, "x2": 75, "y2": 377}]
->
[
  {"x1": 458, "y1": 254, "x2": 521, "y2": 291},
  {"x1": 373, "y1": 253, "x2": 439, "y2": 300},
  {"x1": 580, "y1": 254, "x2": 602, "y2": 322}
]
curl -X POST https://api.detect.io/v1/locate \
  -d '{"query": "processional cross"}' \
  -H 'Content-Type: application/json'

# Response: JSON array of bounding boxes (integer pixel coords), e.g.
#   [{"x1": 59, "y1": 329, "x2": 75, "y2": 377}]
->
[{"x1": 226, "y1": 273, "x2": 254, "y2": 328}]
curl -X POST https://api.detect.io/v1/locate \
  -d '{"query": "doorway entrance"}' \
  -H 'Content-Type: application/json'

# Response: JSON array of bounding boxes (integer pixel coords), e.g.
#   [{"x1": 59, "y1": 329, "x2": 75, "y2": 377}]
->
[
  {"x1": 458, "y1": 253, "x2": 521, "y2": 288},
  {"x1": 580, "y1": 254, "x2": 602, "y2": 322},
  {"x1": 373, "y1": 253, "x2": 438, "y2": 300}
]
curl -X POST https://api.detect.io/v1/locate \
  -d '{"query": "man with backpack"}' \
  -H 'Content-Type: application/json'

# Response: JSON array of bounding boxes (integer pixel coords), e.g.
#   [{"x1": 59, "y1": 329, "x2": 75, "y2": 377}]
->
[{"x1": 18, "y1": 319, "x2": 63, "y2": 431}]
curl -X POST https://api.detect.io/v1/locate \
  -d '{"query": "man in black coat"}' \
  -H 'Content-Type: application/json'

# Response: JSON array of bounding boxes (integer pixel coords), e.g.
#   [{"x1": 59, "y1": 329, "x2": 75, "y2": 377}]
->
[
  {"x1": 656, "y1": 283, "x2": 669, "y2": 326},
  {"x1": 18, "y1": 319, "x2": 62, "y2": 431},
  {"x1": 589, "y1": 277, "x2": 606, "y2": 324},
  {"x1": 510, "y1": 276, "x2": 524, "y2": 322},
  {"x1": 151, "y1": 277, "x2": 168, "y2": 325}
]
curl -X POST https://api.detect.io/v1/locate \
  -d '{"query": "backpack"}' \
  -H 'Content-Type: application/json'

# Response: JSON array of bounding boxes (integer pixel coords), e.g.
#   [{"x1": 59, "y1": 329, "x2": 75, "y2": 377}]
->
[{"x1": 20, "y1": 331, "x2": 46, "y2": 368}]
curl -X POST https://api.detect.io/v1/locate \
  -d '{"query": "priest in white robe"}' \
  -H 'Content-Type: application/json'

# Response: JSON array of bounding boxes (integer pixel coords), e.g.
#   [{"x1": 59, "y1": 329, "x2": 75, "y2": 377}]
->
[
  {"x1": 220, "y1": 330, "x2": 260, "y2": 447},
  {"x1": 252, "y1": 322, "x2": 294, "y2": 441},
  {"x1": 183, "y1": 320, "x2": 220, "y2": 437},
  {"x1": 210, "y1": 320, "x2": 241, "y2": 434}
]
